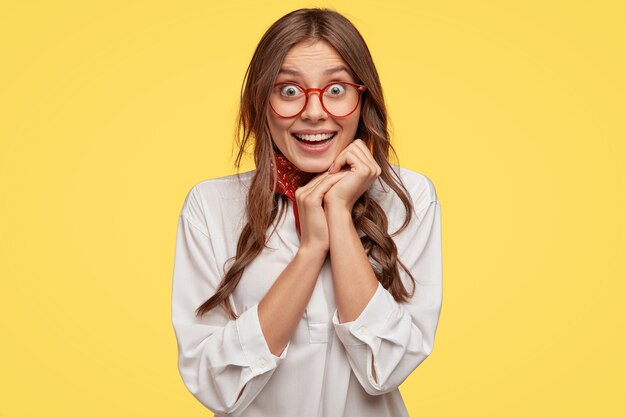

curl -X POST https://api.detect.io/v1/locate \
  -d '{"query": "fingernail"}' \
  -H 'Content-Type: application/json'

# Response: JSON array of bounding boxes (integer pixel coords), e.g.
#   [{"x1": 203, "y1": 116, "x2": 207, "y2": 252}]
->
[{"x1": 327, "y1": 163, "x2": 333, "y2": 172}]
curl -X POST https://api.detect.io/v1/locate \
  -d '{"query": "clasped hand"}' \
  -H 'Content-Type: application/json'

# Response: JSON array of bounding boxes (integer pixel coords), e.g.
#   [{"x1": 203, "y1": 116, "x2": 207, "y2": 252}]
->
[{"x1": 294, "y1": 139, "x2": 382, "y2": 253}]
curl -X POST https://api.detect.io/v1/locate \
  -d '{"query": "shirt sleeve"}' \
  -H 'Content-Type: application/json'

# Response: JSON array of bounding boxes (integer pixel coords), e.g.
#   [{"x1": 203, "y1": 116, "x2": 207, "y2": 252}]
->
[
  {"x1": 331, "y1": 196, "x2": 442, "y2": 396},
  {"x1": 171, "y1": 187, "x2": 289, "y2": 416}
]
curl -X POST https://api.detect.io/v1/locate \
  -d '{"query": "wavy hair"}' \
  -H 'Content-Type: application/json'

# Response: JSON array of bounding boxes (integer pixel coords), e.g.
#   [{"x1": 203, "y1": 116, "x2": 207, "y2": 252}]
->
[{"x1": 196, "y1": 8, "x2": 417, "y2": 319}]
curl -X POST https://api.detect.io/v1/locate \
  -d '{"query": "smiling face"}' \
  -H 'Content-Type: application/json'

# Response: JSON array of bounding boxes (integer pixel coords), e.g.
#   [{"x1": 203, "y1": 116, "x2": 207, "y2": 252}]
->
[{"x1": 266, "y1": 39, "x2": 361, "y2": 173}]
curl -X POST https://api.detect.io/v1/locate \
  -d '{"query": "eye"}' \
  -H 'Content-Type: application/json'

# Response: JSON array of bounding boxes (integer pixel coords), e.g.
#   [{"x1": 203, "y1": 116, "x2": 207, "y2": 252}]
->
[
  {"x1": 325, "y1": 83, "x2": 347, "y2": 96},
  {"x1": 278, "y1": 84, "x2": 303, "y2": 97}
]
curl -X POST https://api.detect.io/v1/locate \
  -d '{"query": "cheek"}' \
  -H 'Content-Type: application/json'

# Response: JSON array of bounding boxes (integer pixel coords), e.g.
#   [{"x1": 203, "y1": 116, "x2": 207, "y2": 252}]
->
[
  {"x1": 267, "y1": 107, "x2": 286, "y2": 127},
  {"x1": 266, "y1": 113, "x2": 292, "y2": 145},
  {"x1": 266, "y1": 113, "x2": 281, "y2": 135},
  {"x1": 344, "y1": 113, "x2": 361, "y2": 135}
]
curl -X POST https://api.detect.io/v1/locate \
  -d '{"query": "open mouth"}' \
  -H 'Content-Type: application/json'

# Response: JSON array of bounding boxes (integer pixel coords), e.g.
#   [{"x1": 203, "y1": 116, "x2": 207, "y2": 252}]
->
[{"x1": 291, "y1": 132, "x2": 336, "y2": 146}]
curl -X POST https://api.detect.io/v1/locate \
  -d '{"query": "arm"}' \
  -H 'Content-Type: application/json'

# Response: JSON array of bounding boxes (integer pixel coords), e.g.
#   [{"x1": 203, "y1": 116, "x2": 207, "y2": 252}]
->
[
  {"x1": 327, "y1": 198, "x2": 443, "y2": 396},
  {"x1": 172, "y1": 187, "x2": 326, "y2": 415},
  {"x1": 172, "y1": 213, "x2": 280, "y2": 416},
  {"x1": 258, "y1": 168, "x2": 352, "y2": 354},
  {"x1": 258, "y1": 246, "x2": 327, "y2": 355}
]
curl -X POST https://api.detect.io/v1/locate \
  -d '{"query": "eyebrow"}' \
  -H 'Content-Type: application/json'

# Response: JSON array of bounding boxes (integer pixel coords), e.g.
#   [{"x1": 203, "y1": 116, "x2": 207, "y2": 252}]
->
[{"x1": 278, "y1": 66, "x2": 351, "y2": 76}]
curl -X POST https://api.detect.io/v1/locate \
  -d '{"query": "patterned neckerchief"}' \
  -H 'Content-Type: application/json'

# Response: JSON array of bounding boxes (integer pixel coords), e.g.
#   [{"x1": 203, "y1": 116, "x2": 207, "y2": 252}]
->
[{"x1": 269, "y1": 151, "x2": 316, "y2": 236}]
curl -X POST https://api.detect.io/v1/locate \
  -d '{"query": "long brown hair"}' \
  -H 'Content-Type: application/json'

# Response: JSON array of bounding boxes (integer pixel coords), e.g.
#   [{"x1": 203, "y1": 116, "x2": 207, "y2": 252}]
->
[{"x1": 196, "y1": 8, "x2": 417, "y2": 319}]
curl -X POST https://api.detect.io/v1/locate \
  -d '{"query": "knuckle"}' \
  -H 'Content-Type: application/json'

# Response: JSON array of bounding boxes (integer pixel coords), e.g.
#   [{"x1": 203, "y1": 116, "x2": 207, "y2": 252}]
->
[{"x1": 301, "y1": 193, "x2": 314, "y2": 206}]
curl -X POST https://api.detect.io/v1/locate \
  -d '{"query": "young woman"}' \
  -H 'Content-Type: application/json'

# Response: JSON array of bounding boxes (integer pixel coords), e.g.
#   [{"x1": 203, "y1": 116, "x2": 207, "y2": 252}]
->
[{"x1": 171, "y1": 8, "x2": 442, "y2": 417}]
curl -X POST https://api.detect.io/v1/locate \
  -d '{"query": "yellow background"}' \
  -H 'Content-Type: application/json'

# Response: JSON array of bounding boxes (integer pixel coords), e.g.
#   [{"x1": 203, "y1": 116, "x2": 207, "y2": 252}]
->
[{"x1": 1, "y1": 1, "x2": 624, "y2": 416}]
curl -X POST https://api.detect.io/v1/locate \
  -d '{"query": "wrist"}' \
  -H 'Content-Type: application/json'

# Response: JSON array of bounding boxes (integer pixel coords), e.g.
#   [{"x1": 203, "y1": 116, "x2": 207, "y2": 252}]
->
[
  {"x1": 325, "y1": 206, "x2": 353, "y2": 223},
  {"x1": 296, "y1": 244, "x2": 329, "y2": 262}
]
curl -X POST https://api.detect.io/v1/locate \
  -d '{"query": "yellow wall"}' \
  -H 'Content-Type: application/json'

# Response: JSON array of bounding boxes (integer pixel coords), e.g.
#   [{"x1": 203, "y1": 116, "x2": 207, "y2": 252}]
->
[{"x1": 1, "y1": 1, "x2": 624, "y2": 416}]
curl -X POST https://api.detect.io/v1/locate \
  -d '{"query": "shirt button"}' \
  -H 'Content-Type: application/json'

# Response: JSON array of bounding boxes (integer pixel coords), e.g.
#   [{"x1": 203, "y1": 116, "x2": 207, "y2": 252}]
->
[
  {"x1": 358, "y1": 326, "x2": 367, "y2": 335},
  {"x1": 257, "y1": 358, "x2": 267, "y2": 368}
]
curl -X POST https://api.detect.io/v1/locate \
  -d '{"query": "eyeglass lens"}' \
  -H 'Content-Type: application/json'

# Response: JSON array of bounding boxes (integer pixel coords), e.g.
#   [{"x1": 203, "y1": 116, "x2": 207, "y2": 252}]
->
[{"x1": 270, "y1": 83, "x2": 361, "y2": 117}]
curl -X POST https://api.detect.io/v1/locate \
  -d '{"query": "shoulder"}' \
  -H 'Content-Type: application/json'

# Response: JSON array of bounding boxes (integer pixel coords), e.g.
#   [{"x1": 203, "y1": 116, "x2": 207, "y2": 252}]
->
[
  {"x1": 191, "y1": 170, "x2": 255, "y2": 203},
  {"x1": 373, "y1": 164, "x2": 439, "y2": 214},
  {"x1": 179, "y1": 170, "x2": 255, "y2": 234},
  {"x1": 394, "y1": 164, "x2": 438, "y2": 204}
]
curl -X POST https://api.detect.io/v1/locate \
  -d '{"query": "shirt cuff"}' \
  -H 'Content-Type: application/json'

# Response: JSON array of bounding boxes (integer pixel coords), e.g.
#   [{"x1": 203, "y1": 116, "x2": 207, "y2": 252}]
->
[
  {"x1": 236, "y1": 304, "x2": 290, "y2": 375},
  {"x1": 332, "y1": 282, "x2": 395, "y2": 348}
]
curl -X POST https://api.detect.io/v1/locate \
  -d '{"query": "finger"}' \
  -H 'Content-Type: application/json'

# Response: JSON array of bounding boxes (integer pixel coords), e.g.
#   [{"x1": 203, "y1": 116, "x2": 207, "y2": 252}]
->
[
  {"x1": 349, "y1": 142, "x2": 377, "y2": 173},
  {"x1": 329, "y1": 149, "x2": 368, "y2": 175},
  {"x1": 302, "y1": 171, "x2": 330, "y2": 190},
  {"x1": 352, "y1": 139, "x2": 377, "y2": 166},
  {"x1": 327, "y1": 139, "x2": 353, "y2": 173},
  {"x1": 298, "y1": 170, "x2": 334, "y2": 199},
  {"x1": 328, "y1": 139, "x2": 369, "y2": 174},
  {"x1": 351, "y1": 141, "x2": 381, "y2": 176},
  {"x1": 305, "y1": 171, "x2": 350, "y2": 204},
  {"x1": 298, "y1": 171, "x2": 345, "y2": 202}
]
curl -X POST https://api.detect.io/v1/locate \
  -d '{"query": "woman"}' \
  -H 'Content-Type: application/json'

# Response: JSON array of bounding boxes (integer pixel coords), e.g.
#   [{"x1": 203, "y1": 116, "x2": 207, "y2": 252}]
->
[{"x1": 171, "y1": 8, "x2": 442, "y2": 417}]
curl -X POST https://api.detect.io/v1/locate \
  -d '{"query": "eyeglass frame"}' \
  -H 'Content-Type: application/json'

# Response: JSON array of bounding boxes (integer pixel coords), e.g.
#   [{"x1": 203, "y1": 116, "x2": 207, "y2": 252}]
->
[{"x1": 268, "y1": 81, "x2": 367, "y2": 119}]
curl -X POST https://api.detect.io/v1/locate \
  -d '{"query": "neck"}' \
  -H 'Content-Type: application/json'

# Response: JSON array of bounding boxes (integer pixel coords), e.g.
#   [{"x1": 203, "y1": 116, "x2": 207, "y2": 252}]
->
[{"x1": 270, "y1": 151, "x2": 316, "y2": 191}]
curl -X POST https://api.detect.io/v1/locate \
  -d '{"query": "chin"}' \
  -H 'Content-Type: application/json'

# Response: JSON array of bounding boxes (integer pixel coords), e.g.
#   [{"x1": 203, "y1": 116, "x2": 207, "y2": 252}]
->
[
  {"x1": 301, "y1": 164, "x2": 327, "y2": 174},
  {"x1": 295, "y1": 160, "x2": 329, "y2": 174}
]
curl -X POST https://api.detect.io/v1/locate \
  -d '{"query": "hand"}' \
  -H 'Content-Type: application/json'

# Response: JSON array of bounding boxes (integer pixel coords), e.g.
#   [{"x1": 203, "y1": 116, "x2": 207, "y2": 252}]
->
[
  {"x1": 324, "y1": 139, "x2": 382, "y2": 213},
  {"x1": 295, "y1": 169, "x2": 351, "y2": 253}
]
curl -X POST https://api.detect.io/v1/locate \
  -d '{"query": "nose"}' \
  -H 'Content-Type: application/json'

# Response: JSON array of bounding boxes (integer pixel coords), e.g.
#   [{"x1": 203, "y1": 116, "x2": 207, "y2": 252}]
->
[{"x1": 300, "y1": 92, "x2": 328, "y2": 121}]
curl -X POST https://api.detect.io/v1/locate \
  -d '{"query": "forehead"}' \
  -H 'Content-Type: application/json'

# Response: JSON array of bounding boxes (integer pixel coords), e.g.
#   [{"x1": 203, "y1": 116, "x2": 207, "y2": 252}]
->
[{"x1": 278, "y1": 40, "x2": 352, "y2": 80}]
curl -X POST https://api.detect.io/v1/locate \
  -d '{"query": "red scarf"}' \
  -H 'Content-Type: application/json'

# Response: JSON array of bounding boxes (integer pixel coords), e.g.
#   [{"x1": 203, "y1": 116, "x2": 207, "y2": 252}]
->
[{"x1": 269, "y1": 151, "x2": 316, "y2": 236}]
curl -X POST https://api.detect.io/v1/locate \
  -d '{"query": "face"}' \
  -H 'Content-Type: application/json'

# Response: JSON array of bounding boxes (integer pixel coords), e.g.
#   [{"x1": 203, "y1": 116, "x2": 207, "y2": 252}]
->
[{"x1": 266, "y1": 39, "x2": 361, "y2": 173}]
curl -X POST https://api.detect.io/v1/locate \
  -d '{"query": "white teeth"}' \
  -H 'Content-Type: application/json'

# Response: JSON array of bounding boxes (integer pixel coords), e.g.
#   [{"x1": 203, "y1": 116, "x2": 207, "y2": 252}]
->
[{"x1": 294, "y1": 133, "x2": 335, "y2": 141}]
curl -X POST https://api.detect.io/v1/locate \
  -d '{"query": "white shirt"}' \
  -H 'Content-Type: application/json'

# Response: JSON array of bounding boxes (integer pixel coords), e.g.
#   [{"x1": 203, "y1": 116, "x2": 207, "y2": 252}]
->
[{"x1": 171, "y1": 164, "x2": 442, "y2": 417}]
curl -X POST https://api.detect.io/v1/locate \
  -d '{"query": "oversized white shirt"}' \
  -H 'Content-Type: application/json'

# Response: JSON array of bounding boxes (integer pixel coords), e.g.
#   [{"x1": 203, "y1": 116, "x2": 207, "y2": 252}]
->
[{"x1": 171, "y1": 164, "x2": 442, "y2": 417}]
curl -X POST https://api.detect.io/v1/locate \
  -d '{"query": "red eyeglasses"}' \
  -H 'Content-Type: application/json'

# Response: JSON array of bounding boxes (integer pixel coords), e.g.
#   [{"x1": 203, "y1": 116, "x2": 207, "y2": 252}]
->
[{"x1": 269, "y1": 81, "x2": 367, "y2": 118}]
